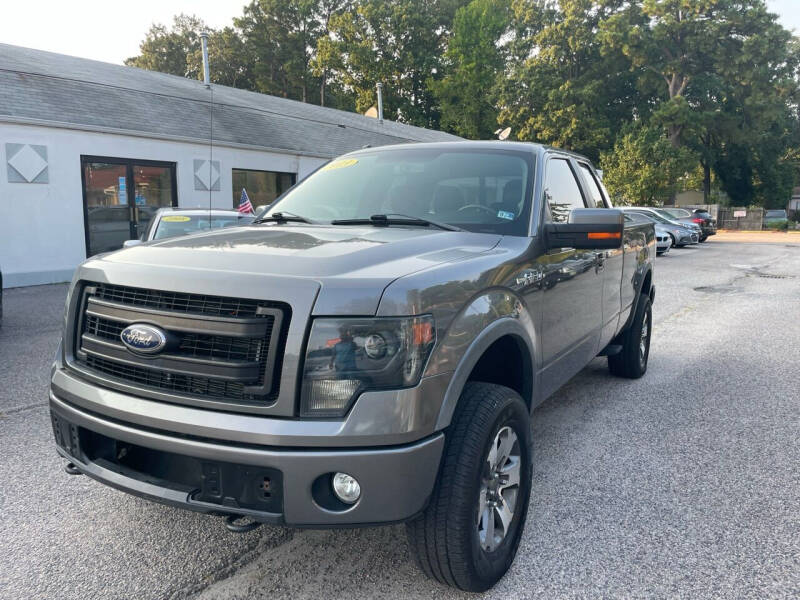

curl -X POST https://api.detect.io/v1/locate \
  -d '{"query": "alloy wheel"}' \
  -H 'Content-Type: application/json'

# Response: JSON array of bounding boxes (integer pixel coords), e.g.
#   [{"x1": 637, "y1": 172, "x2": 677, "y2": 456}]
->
[
  {"x1": 639, "y1": 310, "x2": 650, "y2": 367},
  {"x1": 478, "y1": 426, "x2": 521, "y2": 552}
]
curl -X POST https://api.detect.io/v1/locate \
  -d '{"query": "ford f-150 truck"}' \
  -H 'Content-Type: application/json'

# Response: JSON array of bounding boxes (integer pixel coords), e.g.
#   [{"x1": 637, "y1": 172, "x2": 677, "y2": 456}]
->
[{"x1": 50, "y1": 141, "x2": 654, "y2": 592}]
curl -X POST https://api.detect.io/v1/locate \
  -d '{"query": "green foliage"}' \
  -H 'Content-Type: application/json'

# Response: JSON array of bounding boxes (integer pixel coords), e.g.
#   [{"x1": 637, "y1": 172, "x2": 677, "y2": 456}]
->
[
  {"x1": 601, "y1": 124, "x2": 697, "y2": 205},
  {"x1": 430, "y1": 0, "x2": 511, "y2": 138},
  {"x1": 125, "y1": 14, "x2": 207, "y2": 79},
  {"x1": 497, "y1": 0, "x2": 639, "y2": 162},
  {"x1": 126, "y1": 1, "x2": 800, "y2": 207},
  {"x1": 314, "y1": 0, "x2": 465, "y2": 127}
]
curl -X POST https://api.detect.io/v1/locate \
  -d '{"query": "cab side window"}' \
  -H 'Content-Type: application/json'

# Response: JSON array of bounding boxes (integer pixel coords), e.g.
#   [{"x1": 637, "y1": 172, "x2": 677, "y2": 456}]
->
[
  {"x1": 578, "y1": 163, "x2": 608, "y2": 208},
  {"x1": 544, "y1": 158, "x2": 587, "y2": 223}
]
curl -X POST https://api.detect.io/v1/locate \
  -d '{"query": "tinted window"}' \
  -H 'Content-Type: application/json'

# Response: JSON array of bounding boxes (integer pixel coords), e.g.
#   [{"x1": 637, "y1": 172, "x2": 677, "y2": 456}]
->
[
  {"x1": 545, "y1": 159, "x2": 586, "y2": 223},
  {"x1": 578, "y1": 163, "x2": 606, "y2": 208},
  {"x1": 267, "y1": 149, "x2": 534, "y2": 235},
  {"x1": 233, "y1": 169, "x2": 295, "y2": 209}
]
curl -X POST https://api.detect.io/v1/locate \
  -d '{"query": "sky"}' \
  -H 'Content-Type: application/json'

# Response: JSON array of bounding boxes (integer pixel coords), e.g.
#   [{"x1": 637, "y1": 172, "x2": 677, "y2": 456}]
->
[{"x1": 0, "y1": 0, "x2": 798, "y2": 66}]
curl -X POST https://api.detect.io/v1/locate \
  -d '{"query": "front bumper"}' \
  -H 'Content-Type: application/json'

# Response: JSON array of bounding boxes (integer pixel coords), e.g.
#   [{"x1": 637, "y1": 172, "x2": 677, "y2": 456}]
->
[{"x1": 50, "y1": 392, "x2": 444, "y2": 526}]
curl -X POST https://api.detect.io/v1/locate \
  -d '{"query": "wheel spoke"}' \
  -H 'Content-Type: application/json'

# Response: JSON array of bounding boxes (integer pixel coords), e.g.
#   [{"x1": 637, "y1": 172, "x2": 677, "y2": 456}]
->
[
  {"x1": 495, "y1": 498, "x2": 514, "y2": 534},
  {"x1": 483, "y1": 506, "x2": 496, "y2": 550},
  {"x1": 495, "y1": 428, "x2": 515, "y2": 468},
  {"x1": 499, "y1": 456, "x2": 520, "y2": 490},
  {"x1": 477, "y1": 487, "x2": 487, "y2": 525},
  {"x1": 486, "y1": 437, "x2": 499, "y2": 471}
]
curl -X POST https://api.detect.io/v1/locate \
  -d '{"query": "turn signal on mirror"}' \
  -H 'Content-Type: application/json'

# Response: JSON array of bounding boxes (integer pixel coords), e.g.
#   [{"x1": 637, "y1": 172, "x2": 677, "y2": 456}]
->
[{"x1": 587, "y1": 232, "x2": 621, "y2": 240}]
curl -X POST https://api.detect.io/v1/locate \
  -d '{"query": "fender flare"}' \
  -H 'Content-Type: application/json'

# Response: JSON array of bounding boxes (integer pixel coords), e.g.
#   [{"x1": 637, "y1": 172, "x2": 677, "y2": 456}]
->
[
  {"x1": 434, "y1": 317, "x2": 537, "y2": 431},
  {"x1": 620, "y1": 264, "x2": 654, "y2": 334}
]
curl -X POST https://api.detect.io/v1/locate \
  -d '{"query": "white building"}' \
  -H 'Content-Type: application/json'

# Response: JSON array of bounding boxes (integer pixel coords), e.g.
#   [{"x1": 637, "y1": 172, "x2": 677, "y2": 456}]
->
[{"x1": 0, "y1": 43, "x2": 458, "y2": 287}]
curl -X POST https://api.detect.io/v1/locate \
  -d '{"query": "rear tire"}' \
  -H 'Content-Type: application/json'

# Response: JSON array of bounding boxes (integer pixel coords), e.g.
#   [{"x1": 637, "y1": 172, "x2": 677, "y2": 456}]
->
[
  {"x1": 609, "y1": 293, "x2": 652, "y2": 379},
  {"x1": 406, "y1": 382, "x2": 532, "y2": 592}
]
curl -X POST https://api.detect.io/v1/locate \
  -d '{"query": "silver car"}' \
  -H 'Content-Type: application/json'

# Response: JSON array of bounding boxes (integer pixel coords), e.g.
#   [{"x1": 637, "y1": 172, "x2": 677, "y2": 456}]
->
[
  {"x1": 625, "y1": 212, "x2": 671, "y2": 254},
  {"x1": 123, "y1": 208, "x2": 255, "y2": 247},
  {"x1": 623, "y1": 207, "x2": 698, "y2": 246}
]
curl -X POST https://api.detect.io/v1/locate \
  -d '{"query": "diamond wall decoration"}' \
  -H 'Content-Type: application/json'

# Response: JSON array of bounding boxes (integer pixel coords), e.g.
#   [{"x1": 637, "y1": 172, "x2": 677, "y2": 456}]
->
[
  {"x1": 7, "y1": 143, "x2": 49, "y2": 183},
  {"x1": 194, "y1": 159, "x2": 220, "y2": 191}
]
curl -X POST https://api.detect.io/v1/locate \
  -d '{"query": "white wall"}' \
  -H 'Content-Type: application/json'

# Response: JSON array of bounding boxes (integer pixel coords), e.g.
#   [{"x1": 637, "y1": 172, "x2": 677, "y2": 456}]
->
[{"x1": 0, "y1": 122, "x2": 327, "y2": 287}]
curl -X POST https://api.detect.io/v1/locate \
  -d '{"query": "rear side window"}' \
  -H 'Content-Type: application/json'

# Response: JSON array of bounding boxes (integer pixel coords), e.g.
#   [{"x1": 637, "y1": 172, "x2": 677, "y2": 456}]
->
[
  {"x1": 545, "y1": 159, "x2": 586, "y2": 223},
  {"x1": 578, "y1": 163, "x2": 607, "y2": 208}
]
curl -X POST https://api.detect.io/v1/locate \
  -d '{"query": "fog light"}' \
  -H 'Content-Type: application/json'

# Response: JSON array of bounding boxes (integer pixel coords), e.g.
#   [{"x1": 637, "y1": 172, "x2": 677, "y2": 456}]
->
[{"x1": 332, "y1": 472, "x2": 361, "y2": 504}]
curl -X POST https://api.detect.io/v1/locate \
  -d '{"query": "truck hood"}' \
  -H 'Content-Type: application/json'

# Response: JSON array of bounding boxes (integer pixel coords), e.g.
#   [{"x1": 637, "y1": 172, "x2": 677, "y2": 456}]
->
[{"x1": 97, "y1": 224, "x2": 501, "y2": 314}]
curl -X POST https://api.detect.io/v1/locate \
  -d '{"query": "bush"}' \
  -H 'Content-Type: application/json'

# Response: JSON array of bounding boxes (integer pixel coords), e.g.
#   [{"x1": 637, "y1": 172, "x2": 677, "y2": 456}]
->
[{"x1": 766, "y1": 219, "x2": 789, "y2": 231}]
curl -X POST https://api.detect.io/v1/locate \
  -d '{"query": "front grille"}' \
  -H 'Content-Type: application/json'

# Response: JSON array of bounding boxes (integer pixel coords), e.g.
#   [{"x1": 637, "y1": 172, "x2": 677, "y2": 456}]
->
[
  {"x1": 85, "y1": 315, "x2": 270, "y2": 363},
  {"x1": 92, "y1": 283, "x2": 280, "y2": 318},
  {"x1": 70, "y1": 283, "x2": 289, "y2": 410},
  {"x1": 84, "y1": 355, "x2": 253, "y2": 401}
]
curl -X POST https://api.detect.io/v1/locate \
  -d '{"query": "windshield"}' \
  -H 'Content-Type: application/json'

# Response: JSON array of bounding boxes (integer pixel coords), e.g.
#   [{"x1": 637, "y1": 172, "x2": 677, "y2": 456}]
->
[
  {"x1": 663, "y1": 208, "x2": 690, "y2": 218},
  {"x1": 266, "y1": 148, "x2": 534, "y2": 235},
  {"x1": 153, "y1": 214, "x2": 254, "y2": 240}
]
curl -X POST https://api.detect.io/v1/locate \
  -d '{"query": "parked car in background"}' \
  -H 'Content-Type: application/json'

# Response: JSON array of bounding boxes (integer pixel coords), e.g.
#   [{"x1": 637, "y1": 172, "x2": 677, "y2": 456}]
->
[
  {"x1": 689, "y1": 208, "x2": 717, "y2": 239},
  {"x1": 647, "y1": 208, "x2": 703, "y2": 241},
  {"x1": 123, "y1": 208, "x2": 255, "y2": 247},
  {"x1": 764, "y1": 209, "x2": 789, "y2": 227},
  {"x1": 622, "y1": 208, "x2": 698, "y2": 246},
  {"x1": 625, "y1": 212, "x2": 671, "y2": 255},
  {"x1": 659, "y1": 207, "x2": 716, "y2": 241}
]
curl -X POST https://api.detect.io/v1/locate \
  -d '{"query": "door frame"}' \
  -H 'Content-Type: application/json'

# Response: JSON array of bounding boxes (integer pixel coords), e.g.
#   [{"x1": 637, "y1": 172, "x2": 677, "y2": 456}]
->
[{"x1": 80, "y1": 155, "x2": 178, "y2": 257}]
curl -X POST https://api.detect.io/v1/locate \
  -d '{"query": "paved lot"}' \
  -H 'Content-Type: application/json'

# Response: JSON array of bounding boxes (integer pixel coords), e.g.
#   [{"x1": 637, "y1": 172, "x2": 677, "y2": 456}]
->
[{"x1": 1, "y1": 238, "x2": 799, "y2": 599}]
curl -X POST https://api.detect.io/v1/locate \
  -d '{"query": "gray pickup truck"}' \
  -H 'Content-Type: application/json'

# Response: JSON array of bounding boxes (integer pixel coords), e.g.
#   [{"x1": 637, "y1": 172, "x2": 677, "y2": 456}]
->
[{"x1": 50, "y1": 141, "x2": 654, "y2": 592}]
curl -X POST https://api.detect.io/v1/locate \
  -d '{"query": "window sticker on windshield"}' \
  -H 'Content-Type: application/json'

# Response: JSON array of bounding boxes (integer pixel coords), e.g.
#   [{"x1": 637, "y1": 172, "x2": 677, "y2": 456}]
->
[
  {"x1": 497, "y1": 210, "x2": 515, "y2": 221},
  {"x1": 161, "y1": 215, "x2": 192, "y2": 222},
  {"x1": 322, "y1": 158, "x2": 358, "y2": 171}
]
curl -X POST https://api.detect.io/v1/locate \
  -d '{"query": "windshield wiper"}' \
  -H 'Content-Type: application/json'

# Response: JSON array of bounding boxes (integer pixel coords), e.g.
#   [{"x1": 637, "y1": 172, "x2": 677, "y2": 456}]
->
[
  {"x1": 253, "y1": 211, "x2": 314, "y2": 224},
  {"x1": 331, "y1": 213, "x2": 462, "y2": 232}
]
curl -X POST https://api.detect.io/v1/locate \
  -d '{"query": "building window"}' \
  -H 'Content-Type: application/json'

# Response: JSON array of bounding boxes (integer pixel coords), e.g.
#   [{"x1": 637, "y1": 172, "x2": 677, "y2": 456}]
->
[{"x1": 232, "y1": 169, "x2": 295, "y2": 210}]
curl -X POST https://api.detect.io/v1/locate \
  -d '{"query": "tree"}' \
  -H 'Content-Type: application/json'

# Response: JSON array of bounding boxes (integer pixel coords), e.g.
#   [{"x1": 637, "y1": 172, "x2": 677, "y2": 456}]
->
[
  {"x1": 430, "y1": 0, "x2": 510, "y2": 138},
  {"x1": 189, "y1": 27, "x2": 255, "y2": 89},
  {"x1": 236, "y1": 0, "x2": 319, "y2": 102},
  {"x1": 497, "y1": 0, "x2": 640, "y2": 162},
  {"x1": 315, "y1": 0, "x2": 466, "y2": 128},
  {"x1": 601, "y1": 124, "x2": 696, "y2": 205},
  {"x1": 125, "y1": 14, "x2": 208, "y2": 80}
]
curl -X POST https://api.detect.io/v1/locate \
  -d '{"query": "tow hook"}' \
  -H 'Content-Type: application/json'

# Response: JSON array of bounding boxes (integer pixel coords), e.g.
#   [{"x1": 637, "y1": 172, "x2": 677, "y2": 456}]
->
[
  {"x1": 224, "y1": 514, "x2": 262, "y2": 533},
  {"x1": 64, "y1": 462, "x2": 82, "y2": 475}
]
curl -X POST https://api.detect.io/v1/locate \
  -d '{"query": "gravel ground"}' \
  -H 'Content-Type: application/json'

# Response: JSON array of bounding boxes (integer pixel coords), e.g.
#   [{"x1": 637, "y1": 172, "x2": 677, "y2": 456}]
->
[{"x1": 0, "y1": 239, "x2": 798, "y2": 599}]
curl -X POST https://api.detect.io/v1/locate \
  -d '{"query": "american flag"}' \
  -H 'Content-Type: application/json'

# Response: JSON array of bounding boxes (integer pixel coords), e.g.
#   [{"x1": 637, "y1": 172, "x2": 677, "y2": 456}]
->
[{"x1": 238, "y1": 188, "x2": 254, "y2": 214}]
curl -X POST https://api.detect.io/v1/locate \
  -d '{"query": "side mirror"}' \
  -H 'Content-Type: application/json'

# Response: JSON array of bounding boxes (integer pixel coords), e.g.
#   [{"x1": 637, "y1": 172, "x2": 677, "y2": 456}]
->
[
  {"x1": 544, "y1": 208, "x2": 624, "y2": 250},
  {"x1": 123, "y1": 239, "x2": 143, "y2": 248}
]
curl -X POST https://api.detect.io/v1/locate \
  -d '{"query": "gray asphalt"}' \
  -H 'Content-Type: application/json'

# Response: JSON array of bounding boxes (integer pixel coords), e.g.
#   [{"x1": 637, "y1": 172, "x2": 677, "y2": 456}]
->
[{"x1": 1, "y1": 238, "x2": 798, "y2": 599}]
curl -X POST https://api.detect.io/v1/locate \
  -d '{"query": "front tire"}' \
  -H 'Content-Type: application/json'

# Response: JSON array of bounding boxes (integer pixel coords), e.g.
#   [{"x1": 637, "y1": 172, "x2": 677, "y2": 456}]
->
[
  {"x1": 609, "y1": 293, "x2": 652, "y2": 378},
  {"x1": 406, "y1": 382, "x2": 532, "y2": 592}
]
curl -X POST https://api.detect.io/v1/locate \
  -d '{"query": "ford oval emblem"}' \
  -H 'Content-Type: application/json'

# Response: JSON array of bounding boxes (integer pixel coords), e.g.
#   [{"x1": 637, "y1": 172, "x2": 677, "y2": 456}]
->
[{"x1": 120, "y1": 324, "x2": 167, "y2": 354}]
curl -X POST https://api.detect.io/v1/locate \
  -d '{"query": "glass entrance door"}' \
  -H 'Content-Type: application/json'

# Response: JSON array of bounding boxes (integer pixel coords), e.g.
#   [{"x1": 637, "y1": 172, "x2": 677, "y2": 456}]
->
[
  {"x1": 82, "y1": 157, "x2": 176, "y2": 256},
  {"x1": 132, "y1": 163, "x2": 176, "y2": 241}
]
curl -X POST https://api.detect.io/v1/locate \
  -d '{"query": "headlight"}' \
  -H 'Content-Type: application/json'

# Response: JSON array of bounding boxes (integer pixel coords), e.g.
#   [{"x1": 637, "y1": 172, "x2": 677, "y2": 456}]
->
[{"x1": 300, "y1": 315, "x2": 435, "y2": 417}]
